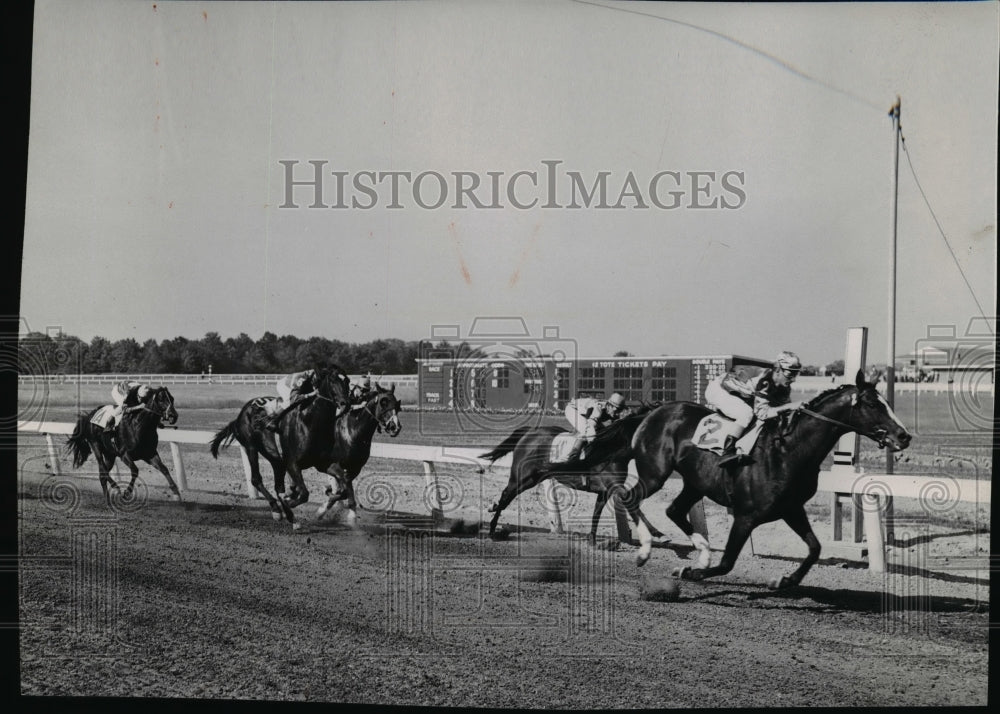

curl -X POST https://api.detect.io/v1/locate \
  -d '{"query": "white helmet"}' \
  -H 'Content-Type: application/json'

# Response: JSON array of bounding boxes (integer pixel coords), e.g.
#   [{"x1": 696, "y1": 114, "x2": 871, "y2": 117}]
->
[{"x1": 774, "y1": 351, "x2": 802, "y2": 375}]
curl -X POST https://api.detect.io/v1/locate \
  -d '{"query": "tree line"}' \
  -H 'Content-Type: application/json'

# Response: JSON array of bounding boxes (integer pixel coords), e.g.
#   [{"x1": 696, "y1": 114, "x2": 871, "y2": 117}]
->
[
  {"x1": 19, "y1": 329, "x2": 850, "y2": 376},
  {"x1": 17, "y1": 330, "x2": 489, "y2": 375}
]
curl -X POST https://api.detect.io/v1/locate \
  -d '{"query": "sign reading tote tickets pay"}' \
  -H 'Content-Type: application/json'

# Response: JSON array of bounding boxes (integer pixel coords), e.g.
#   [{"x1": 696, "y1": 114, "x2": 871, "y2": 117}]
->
[{"x1": 692, "y1": 413, "x2": 742, "y2": 455}]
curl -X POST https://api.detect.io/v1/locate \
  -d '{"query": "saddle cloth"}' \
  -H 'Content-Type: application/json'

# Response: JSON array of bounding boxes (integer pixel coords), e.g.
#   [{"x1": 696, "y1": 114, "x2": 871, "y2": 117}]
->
[
  {"x1": 90, "y1": 405, "x2": 116, "y2": 428},
  {"x1": 692, "y1": 412, "x2": 759, "y2": 455},
  {"x1": 548, "y1": 433, "x2": 581, "y2": 463},
  {"x1": 251, "y1": 396, "x2": 281, "y2": 416}
]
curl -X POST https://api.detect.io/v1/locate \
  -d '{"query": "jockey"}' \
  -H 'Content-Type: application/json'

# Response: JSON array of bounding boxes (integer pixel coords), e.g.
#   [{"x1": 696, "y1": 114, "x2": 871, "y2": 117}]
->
[
  {"x1": 106, "y1": 379, "x2": 151, "y2": 431},
  {"x1": 705, "y1": 350, "x2": 804, "y2": 468},
  {"x1": 563, "y1": 392, "x2": 627, "y2": 462},
  {"x1": 350, "y1": 374, "x2": 373, "y2": 404},
  {"x1": 266, "y1": 367, "x2": 348, "y2": 430}
]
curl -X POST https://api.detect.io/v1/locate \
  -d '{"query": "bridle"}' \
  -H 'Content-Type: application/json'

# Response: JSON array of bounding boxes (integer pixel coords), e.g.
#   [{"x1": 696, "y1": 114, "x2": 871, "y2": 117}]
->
[
  {"x1": 359, "y1": 393, "x2": 399, "y2": 433},
  {"x1": 131, "y1": 389, "x2": 175, "y2": 424},
  {"x1": 795, "y1": 389, "x2": 890, "y2": 448}
]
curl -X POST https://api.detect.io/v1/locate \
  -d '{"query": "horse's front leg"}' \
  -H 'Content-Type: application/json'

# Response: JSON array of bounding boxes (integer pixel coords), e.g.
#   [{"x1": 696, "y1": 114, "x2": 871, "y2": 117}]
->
[
  {"x1": 146, "y1": 452, "x2": 182, "y2": 501},
  {"x1": 317, "y1": 465, "x2": 349, "y2": 521},
  {"x1": 117, "y1": 452, "x2": 142, "y2": 500},
  {"x1": 675, "y1": 512, "x2": 755, "y2": 582},
  {"x1": 768, "y1": 507, "x2": 820, "y2": 590}
]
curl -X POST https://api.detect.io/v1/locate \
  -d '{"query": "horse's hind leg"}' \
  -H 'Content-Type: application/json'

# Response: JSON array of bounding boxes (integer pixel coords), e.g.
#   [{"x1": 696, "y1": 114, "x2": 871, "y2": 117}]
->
[
  {"x1": 665, "y1": 485, "x2": 711, "y2": 568},
  {"x1": 588, "y1": 491, "x2": 609, "y2": 544},
  {"x1": 675, "y1": 512, "x2": 754, "y2": 582},
  {"x1": 94, "y1": 447, "x2": 119, "y2": 505},
  {"x1": 487, "y1": 471, "x2": 537, "y2": 539},
  {"x1": 252, "y1": 449, "x2": 290, "y2": 523},
  {"x1": 767, "y1": 507, "x2": 820, "y2": 590}
]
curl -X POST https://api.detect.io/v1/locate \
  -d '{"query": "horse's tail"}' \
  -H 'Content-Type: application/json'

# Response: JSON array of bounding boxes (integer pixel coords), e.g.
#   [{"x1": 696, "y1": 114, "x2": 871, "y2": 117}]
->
[
  {"x1": 541, "y1": 412, "x2": 650, "y2": 474},
  {"x1": 478, "y1": 425, "x2": 533, "y2": 463},
  {"x1": 209, "y1": 419, "x2": 240, "y2": 459},
  {"x1": 64, "y1": 413, "x2": 92, "y2": 469}
]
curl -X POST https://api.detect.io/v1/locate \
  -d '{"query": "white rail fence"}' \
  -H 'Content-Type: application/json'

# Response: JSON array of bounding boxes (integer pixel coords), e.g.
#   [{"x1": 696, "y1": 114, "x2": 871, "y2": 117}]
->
[
  {"x1": 17, "y1": 373, "x2": 419, "y2": 387},
  {"x1": 17, "y1": 420, "x2": 988, "y2": 572}
]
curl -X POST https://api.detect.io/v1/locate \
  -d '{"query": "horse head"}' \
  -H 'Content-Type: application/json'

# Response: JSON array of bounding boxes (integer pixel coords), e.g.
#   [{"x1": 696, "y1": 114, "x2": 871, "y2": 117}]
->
[
  {"x1": 149, "y1": 387, "x2": 178, "y2": 425},
  {"x1": 312, "y1": 363, "x2": 351, "y2": 412},
  {"x1": 368, "y1": 382, "x2": 402, "y2": 437},
  {"x1": 803, "y1": 370, "x2": 911, "y2": 451}
]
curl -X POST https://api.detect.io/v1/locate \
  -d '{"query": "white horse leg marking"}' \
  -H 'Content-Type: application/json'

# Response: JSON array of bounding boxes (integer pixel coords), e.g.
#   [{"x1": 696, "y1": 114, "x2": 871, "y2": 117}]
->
[
  {"x1": 690, "y1": 532, "x2": 711, "y2": 568},
  {"x1": 636, "y1": 520, "x2": 652, "y2": 566}
]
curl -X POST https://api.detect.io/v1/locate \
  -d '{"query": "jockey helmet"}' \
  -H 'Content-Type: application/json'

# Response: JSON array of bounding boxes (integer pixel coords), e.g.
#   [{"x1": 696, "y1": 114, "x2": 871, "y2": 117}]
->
[
  {"x1": 137, "y1": 385, "x2": 151, "y2": 400},
  {"x1": 607, "y1": 392, "x2": 626, "y2": 410},
  {"x1": 774, "y1": 351, "x2": 802, "y2": 374}
]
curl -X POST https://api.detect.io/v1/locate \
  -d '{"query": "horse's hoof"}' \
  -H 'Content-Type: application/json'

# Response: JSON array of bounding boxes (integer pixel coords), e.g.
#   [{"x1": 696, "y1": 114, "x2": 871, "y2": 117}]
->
[
  {"x1": 768, "y1": 576, "x2": 790, "y2": 590},
  {"x1": 292, "y1": 522, "x2": 302, "y2": 531},
  {"x1": 636, "y1": 552, "x2": 650, "y2": 567},
  {"x1": 672, "y1": 566, "x2": 692, "y2": 580}
]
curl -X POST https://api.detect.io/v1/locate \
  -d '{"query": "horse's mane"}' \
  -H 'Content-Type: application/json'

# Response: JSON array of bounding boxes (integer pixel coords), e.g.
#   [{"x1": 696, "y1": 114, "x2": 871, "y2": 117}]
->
[
  {"x1": 802, "y1": 383, "x2": 854, "y2": 409},
  {"x1": 760, "y1": 384, "x2": 855, "y2": 441}
]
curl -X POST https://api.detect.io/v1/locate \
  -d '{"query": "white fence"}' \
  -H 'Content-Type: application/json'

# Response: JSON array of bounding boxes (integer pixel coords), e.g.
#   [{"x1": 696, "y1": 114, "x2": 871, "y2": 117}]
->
[
  {"x1": 17, "y1": 420, "x2": 988, "y2": 572},
  {"x1": 17, "y1": 373, "x2": 420, "y2": 387}
]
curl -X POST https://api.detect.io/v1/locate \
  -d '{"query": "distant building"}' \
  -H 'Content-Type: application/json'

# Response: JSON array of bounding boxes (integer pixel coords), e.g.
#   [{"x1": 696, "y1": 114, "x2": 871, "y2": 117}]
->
[
  {"x1": 898, "y1": 344, "x2": 995, "y2": 383},
  {"x1": 417, "y1": 354, "x2": 773, "y2": 411}
]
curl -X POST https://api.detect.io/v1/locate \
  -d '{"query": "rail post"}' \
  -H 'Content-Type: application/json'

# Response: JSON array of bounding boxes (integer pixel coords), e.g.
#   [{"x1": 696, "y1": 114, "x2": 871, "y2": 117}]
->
[
  {"x1": 861, "y1": 491, "x2": 887, "y2": 573},
  {"x1": 238, "y1": 446, "x2": 261, "y2": 499},
  {"x1": 44, "y1": 434, "x2": 61, "y2": 476},
  {"x1": 422, "y1": 460, "x2": 444, "y2": 521},
  {"x1": 540, "y1": 479, "x2": 564, "y2": 534},
  {"x1": 168, "y1": 442, "x2": 188, "y2": 493}
]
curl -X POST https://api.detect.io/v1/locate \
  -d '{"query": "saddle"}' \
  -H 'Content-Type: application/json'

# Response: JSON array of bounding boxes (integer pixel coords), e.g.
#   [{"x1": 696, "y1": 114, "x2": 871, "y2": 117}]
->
[
  {"x1": 251, "y1": 396, "x2": 281, "y2": 416},
  {"x1": 548, "y1": 433, "x2": 581, "y2": 463},
  {"x1": 90, "y1": 405, "x2": 116, "y2": 428},
  {"x1": 692, "y1": 411, "x2": 750, "y2": 455}
]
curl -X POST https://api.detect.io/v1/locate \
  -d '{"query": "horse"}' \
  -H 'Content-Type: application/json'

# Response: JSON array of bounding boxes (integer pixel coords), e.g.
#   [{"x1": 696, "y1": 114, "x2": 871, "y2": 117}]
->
[
  {"x1": 480, "y1": 403, "x2": 666, "y2": 543},
  {"x1": 65, "y1": 386, "x2": 181, "y2": 504},
  {"x1": 209, "y1": 364, "x2": 353, "y2": 527},
  {"x1": 537, "y1": 371, "x2": 912, "y2": 589},
  {"x1": 313, "y1": 383, "x2": 403, "y2": 524}
]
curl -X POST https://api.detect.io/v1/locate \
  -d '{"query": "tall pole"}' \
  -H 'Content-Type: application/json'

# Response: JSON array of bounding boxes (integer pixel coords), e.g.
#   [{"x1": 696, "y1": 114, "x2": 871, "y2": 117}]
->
[{"x1": 886, "y1": 97, "x2": 901, "y2": 476}]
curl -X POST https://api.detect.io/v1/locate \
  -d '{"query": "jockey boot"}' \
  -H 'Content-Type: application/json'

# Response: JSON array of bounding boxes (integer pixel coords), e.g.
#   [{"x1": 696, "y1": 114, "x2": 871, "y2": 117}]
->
[
  {"x1": 564, "y1": 435, "x2": 587, "y2": 463},
  {"x1": 717, "y1": 435, "x2": 744, "y2": 469}
]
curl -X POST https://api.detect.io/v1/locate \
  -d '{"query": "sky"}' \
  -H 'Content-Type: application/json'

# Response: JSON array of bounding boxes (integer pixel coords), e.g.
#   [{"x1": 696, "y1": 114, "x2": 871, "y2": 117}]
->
[{"x1": 20, "y1": 0, "x2": 998, "y2": 367}]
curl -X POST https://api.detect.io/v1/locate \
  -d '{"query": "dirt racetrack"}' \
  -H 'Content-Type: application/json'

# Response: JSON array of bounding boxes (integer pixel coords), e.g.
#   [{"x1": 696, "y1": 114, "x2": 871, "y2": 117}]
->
[{"x1": 18, "y1": 430, "x2": 989, "y2": 708}]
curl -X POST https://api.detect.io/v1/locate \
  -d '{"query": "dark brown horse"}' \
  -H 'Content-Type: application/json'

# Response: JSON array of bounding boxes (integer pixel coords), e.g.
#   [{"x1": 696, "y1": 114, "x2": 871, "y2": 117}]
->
[
  {"x1": 209, "y1": 364, "x2": 354, "y2": 528},
  {"x1": 480, "y1": 404, "x2": 664, "y2": 543},
  {"x1": 65, "y1": 386, "x2": 181, "y2": 503},
  {"x1": 313, "y1": 383, "x2": 403, "y2": 523},
  {"x1": 538, "y1": 371, "x2": 912, "y2": 589}
]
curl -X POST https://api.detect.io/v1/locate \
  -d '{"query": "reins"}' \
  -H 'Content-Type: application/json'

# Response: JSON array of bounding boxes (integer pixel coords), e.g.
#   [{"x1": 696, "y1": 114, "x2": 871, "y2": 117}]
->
[{"x1": 795, "y1": 397, "x2": 889, "y2": 448}]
